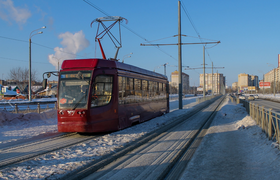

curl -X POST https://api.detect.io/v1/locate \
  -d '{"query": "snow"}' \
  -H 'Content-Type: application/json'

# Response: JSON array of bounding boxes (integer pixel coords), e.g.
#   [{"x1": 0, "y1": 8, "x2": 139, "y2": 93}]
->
[
  {"x1": 0, "y1": 110, "x2": 57, "y2": 144},
  {"x1": 180, "y1": 97, "x2": 280, "y2": 179},
  {"x1": 0, "y1": 95, "x2": 279, "y2": 179}
]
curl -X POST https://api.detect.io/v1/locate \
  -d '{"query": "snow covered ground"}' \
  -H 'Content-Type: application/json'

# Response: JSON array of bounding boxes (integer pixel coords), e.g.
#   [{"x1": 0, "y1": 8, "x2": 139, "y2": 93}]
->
[
  {"x1": 0, "y1": 95, "x2": 279, "y2": 179},
  {"x1": 180, "y1": 97, "x2": 280, "y2": 179}
]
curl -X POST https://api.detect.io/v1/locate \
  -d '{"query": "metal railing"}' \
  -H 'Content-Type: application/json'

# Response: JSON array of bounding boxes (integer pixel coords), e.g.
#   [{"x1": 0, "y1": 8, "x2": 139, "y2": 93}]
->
[
  {"x1": 1, "y1": 102, "x2": 57, "y2": 114},
  {"x1": 230, "y1": 95, "x2": 280, "y2": 144},
  {"x1": 243, "y1": 101, "x2": 280, "y2": 143}
]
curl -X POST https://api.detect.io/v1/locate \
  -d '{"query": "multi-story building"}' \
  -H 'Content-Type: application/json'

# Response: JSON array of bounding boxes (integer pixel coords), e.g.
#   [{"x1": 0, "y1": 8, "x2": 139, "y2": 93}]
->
[
  {"x1": 238, "y1": 73, "x2": 259, "y2": 92},
  {"x1": 199, "y1": 73, "x2": 225, "y2": 94},
  {"x1": 264, "y1": 67, "x2": 279, "y2": 92},
  {"x1": 265, "y1": 68, "x2": 279, "y2": 83},
  {"x1": 263, "y1": 56, "x2": 280, "y2": 92},
  {"x1": 250, "y1": 75, "x2": 259, "y2": 88},
  {"x1": 238, "y1": 73, "x2": 251, "y2": 91},
  {"x1": 170, "y1": 70, "x2": 189, "y2": 94}
]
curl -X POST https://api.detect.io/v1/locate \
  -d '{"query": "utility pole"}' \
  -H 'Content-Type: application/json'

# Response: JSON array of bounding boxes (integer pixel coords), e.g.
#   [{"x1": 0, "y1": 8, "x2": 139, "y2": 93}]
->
[
  {"x1": 217, "y1": 70, "x2": 219, "y2": 94},
  {"x1": 212, "y1": 62, "x2": 213, "y2": 96},
  {"x1": 203, "y1": 46, "x2": 205, "y2": 97},
  {"x1": 140, "y1": 1, "x2": 220, "y2": 109},
  {"x1": 178, "y1": 1, "x2": 182, "y2": 109}
]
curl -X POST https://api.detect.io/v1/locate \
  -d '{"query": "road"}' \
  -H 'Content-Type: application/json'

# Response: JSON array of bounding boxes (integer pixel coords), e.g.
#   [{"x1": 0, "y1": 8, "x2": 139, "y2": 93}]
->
[{"x1": 251, "y1": 98, "x2": 280, "y2": 113}]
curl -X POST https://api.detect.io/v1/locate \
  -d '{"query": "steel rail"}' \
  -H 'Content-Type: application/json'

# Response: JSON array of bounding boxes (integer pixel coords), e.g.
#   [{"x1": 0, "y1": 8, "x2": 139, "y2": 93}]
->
[
  {"x1": 60, "y1": 95, "x2": 224, "y2": 180},
  {"x1": 165, "y1": 96, "x2": 226, "y2": 179},
  {"x1": 0, "y1": 132, "x2": 102, "y2": 170}
]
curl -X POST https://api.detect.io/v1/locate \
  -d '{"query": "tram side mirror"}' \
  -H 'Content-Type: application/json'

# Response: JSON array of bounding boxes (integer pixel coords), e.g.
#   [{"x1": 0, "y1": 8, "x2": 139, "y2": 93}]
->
[{"x1": 42, "y1": 79, "x2": 47, "y2": 89}]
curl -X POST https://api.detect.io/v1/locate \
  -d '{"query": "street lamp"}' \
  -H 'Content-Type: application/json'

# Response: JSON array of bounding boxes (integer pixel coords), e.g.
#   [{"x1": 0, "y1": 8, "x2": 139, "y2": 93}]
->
[
  {"x1": 29, "y1": 26, "x2": 46, "y2": 101},
  {"x1": 122, "y1": 53, "x2": 133, "y2": 63}
]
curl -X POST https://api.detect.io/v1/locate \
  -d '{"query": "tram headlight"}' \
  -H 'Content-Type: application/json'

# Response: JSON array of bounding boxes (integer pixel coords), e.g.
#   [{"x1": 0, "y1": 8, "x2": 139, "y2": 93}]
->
[{"x1": 77, "y1": 111, "x2": 86, "y2": 115}]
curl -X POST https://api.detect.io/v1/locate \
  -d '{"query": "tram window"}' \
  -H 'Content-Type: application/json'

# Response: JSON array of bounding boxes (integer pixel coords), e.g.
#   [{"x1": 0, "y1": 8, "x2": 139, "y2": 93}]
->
[
  {"x1": 142, "y1": 80, "x2": 148, "y2": 91},
  {"x1": 134, "y1": 79, "x2": 142, "y2": 101},
  {"x1": 129, "y1": 78, "x2": 134, "y2": 95},
  {"x1": 149, "y1": 81, "x2": 154, "y2": 100},
  {"x1": 134, "y1": 79, "x2": 141, "y2": 91},
  {"x1": 124, "y1": 77, "x2": 130, "y2": 97},
  {"x1": 142, "y1": 80, "x2": 148, "y2": 101},
  {"x1": 155, "y1": 82, "x2": 160, "y2": 99},
  {"x1": 163, "y1": 83, "x2": 166, "y2": 95},
  {"x1": 91, "y1": 75, "x2": 113, "y2": 107},
  {"x1": 118, "y1": 76, "x2": 125, "y2": 104},
  {"x1": 118, "y1": 76, "x2": 136, "y2": 104}
]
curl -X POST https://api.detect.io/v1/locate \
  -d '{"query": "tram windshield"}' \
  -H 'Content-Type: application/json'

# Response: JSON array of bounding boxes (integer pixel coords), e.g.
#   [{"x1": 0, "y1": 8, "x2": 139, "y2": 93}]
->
[{"x1": 58, "y1": 71, "x2": 92, "y2": 109}]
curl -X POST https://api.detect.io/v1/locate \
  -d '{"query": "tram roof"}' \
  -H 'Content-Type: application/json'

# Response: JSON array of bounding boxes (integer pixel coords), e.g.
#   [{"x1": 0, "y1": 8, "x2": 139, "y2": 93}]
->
[{"x1": 61, "y1": 58, "x2": 168, "y2": 80}]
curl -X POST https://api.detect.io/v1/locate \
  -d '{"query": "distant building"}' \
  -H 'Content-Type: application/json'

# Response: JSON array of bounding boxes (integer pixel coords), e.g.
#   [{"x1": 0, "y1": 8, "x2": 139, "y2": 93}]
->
[
  {"x1": 263, "y1": 56, "x2": 280, "y2": 92},
  {"x1": 250, "y1": 75, "x2": 259, "y2": 88},
  {"x1": 170, "y1": 70, "x2": 189, "y2": 94},
  {"x1": 199, "y1": 73, "x2": 225, "y2": 94},
  {"x1": 232, "y1": 82, "x2": 238, "y2": 91},
  {"x1": 238, "y1": 73, "x2": 259, "y2": 92},
  {"x1": 264, "y1": 68, "x2": 279, "y2": 84}
]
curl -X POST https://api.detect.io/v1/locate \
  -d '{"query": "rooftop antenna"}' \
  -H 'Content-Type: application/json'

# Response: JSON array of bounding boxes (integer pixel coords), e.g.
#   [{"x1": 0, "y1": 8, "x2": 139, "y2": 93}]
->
[{"x1": 90, "y1": 16, "x2": 128, "y2": 60}]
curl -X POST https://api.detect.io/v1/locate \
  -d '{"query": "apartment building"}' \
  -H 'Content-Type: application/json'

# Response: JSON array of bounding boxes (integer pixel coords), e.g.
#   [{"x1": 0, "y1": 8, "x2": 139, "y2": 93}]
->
[
  {"x1": 237, "y1": 73, "x2": 259, "y2": 92},
  {"x1": 170, "y1": 70, "x2": 189, "y2": 94},
  {"x1": 199, "y1": 73, "x2": 225, "y2": 94}
]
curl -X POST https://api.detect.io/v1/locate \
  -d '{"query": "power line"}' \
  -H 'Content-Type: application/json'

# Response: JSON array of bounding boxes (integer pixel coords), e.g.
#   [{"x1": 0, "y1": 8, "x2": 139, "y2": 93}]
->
[
  {"x1": 181, "y1": 1, "x2": 201, "y2": 39},
  {"x1": 0, "y1": 35, "x2": 28, "y2": 43},
  {"x1": 0, "y1": 35, "x2": 86, "y2": 58},
  {"x1": 181, "y1": 1, "x2": 220, "y2": 64},
  {"x1": 0, "y1": 56, "x2": 50, "y2": 64}
]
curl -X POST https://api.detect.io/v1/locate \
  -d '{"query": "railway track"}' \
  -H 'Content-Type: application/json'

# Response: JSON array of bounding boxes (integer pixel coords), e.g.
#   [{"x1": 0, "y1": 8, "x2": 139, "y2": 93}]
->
[
  {"x1": 0, "y1": 132, "x2": 101, "y2": 170},
  {"x1": 59, "y1": 95, "x2": 225, "y2": 180}
]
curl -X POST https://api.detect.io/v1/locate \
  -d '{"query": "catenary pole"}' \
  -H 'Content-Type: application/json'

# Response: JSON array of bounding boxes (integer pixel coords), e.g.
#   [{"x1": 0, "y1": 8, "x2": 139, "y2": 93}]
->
[
  {"x1": 203, "y1": 46, "x2": 205, "y2": 97},
  {"x1": 212, "y1": 62, "x2": 213, "y2": 96},
  {"x1": 178, "y1": 1, "x2": 182, "y2": 109}
]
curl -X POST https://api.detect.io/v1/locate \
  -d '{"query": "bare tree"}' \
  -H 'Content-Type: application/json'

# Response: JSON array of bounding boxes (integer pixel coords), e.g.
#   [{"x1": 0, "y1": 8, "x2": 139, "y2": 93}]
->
[{"x1": 8, "y1": 67, "x2": 38, "y2": 92}]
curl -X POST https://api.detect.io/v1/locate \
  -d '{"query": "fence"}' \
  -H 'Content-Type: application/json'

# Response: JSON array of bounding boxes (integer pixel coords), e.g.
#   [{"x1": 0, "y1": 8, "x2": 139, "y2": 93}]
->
[
  {"x1": 230, "y1": 95, "x2": 280, "y2": 144},
  {"x1": 1, "y1": 102, "x2": 57, "y2": 114},
  {"x1": 243, "y1": 101, "x2": 280, "y2": 143}
]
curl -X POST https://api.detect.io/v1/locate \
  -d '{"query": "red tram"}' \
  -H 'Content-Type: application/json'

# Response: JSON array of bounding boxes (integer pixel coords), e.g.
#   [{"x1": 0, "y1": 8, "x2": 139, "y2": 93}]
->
[{"x1": 55, "y1": 58, "x2": 169, "y2": 133}]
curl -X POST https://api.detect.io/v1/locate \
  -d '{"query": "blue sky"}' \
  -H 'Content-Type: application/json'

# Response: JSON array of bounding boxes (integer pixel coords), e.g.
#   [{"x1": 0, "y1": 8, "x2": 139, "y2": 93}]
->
[{"x1": 0, "y1": 0, "x2": 279, "y2": 87}]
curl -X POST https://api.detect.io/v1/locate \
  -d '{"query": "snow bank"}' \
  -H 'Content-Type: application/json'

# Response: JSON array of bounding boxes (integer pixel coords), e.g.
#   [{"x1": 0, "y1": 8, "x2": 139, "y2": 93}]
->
[
  {"x1": 0, "y1": 110, "x2": 57, "y2": 144},
  {"x1": 0, "y1": 110, "x2": 56, "y2": 125}
]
